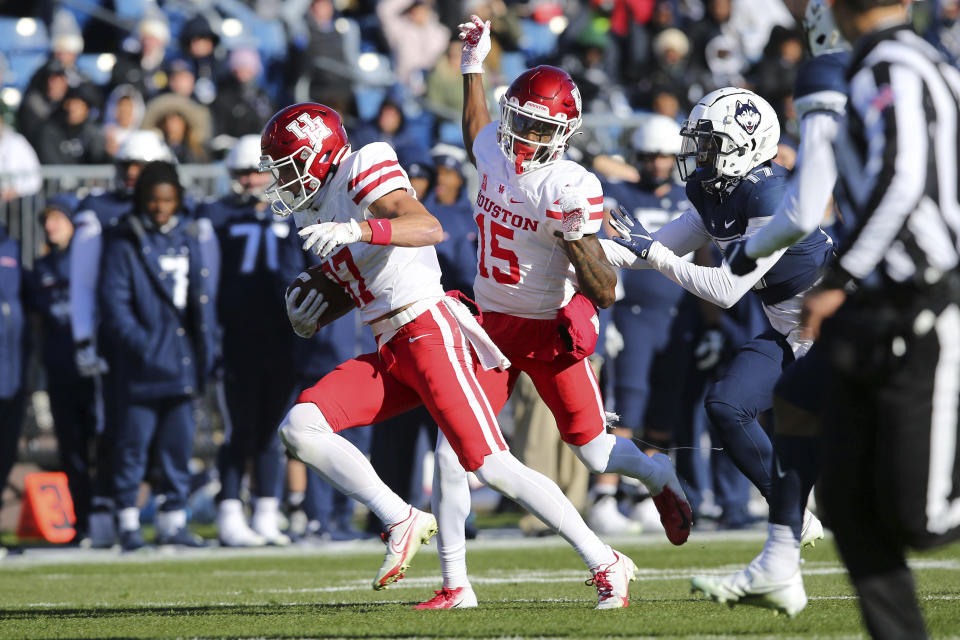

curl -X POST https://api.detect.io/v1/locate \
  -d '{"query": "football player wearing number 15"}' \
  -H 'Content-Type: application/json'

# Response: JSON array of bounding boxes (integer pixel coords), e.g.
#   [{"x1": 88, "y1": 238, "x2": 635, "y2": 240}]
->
[
  {"x1": 262, "y1": 103, "x2": 637, "y2": 608},
  {"x1": 413, "y1": 16, "x2": 694, "y2": 611}
]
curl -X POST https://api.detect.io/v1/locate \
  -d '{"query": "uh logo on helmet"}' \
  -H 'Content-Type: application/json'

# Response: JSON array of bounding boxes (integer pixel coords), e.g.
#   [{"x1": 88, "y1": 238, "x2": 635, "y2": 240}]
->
[
  {"x1": 259, "y1": 102, "x2": 351, "y2": 216},
  {"x1": 677, "y1": 87, "x2": 780, "y2": 189}
]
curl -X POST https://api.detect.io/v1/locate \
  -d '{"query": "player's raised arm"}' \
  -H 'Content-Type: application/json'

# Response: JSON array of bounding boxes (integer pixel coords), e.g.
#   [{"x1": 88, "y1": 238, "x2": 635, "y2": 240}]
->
[{"x1": 459, "y1": 15, "x2": 492, "y2": 165}]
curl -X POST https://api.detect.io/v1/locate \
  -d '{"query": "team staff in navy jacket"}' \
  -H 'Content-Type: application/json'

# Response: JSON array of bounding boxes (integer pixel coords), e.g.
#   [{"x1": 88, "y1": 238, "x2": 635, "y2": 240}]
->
[
  {"x1": 0, "y1": 223, "x2": 25, "y2": 528},
  {"x1": 22, "y1": 201, "x2": 99, "y2": 541},
  {"x1": 99, "y1": 161, "x2": 219, "y2": 551}
]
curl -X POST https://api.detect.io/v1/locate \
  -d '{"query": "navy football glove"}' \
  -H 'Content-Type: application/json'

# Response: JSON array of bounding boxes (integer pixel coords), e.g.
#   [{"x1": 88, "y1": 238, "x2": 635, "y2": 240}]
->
[
  {"x1": 610, "y1": 205, "x2": 654, "y2": 260},
  {"x1": 726, "y1": 240, "x2": 757, "y2": 276}
]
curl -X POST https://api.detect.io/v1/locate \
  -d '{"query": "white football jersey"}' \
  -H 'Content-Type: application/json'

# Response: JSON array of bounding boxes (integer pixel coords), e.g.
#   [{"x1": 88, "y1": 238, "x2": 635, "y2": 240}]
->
[
  {"x1": 471, "y1": 122, "x2": 604, "y2": 319},
  {"x1": 293, "y1": 142, "x2": 445, "y2": 325}
]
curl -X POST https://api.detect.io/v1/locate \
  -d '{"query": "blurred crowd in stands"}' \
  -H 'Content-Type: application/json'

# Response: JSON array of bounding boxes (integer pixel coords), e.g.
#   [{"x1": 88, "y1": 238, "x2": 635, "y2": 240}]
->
[{"x1": 0, "y1": 0, "x2": 957, "y2": 549}]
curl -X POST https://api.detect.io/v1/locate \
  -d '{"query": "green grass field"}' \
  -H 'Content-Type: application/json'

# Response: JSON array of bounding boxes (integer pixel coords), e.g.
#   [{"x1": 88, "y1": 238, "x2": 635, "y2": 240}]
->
[{"x1": 1, "y1": 532, "x2": 958, "y2": 639}]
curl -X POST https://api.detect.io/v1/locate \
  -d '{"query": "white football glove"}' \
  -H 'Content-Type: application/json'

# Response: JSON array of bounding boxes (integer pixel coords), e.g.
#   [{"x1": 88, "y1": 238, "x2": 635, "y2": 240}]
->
[
  {"x1": 74, "y1": 340, "x2": 109, "y2": 377},
  {"x1": 285, "y1": 285, "x2": 329, "y2": 339},
  {"x1": 558, "y1": 190, "x2": 590, "y2": 241},
  {"x1": 298, "y1": 219, "x2": 362, "y2": 258},
  {"x1": 458, "y1": 14, "x2": 491, "y2": 74}
]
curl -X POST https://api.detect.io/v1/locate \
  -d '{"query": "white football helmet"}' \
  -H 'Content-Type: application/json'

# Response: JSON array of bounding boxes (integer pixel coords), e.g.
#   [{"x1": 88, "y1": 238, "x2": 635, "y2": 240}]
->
[
  {"x1": 116, "y1": 130, "x2": 174, "y2": 164},
  {"x1": 226, "y1": 134, "x2": 262, "y2": 172},
  {"x1": 631, "y1": 114, "x2": 682, "y2": 189},
  {"x1": 631, "y1": 114, "x2": 682, "y2": 157},
  {"x1": 677, "y1": 87, "x2": 780, "y2": 188},
  {"x1": 803, "y1": 0, "x2": 850, "y2": 56}
]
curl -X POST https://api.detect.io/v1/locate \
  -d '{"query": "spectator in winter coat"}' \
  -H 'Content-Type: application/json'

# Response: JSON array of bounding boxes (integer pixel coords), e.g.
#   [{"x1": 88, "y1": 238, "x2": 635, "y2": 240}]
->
[{"x1": 98, "y1": 161, "x2": 219, "y2": 551}]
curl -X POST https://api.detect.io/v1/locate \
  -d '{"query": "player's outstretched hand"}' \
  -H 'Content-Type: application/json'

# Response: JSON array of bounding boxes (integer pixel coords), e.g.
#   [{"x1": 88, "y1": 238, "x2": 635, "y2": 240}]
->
[
  {"x1": 299, "y1": 220, "x2": 362, "y2": 258},
  {"x1": 458, "y1": 14, "x2": 491, "y2": 74},
  {"x1": 558, "y1": 189, "x2": 590, "y2": 241},
  {"x1": 285, "y1": 285, "x2": 328, "y2": 339},
  {"x1": 610, "y1": 205, "x2": 654, "y2": 259},
  {"x1": 725, "y1": 240, "x2": 756, "y2": 276}
]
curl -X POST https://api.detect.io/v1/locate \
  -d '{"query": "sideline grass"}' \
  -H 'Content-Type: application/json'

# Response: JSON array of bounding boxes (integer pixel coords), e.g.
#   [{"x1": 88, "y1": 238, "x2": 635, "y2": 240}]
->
[{"x1": 1, "y1": 534, "x2": 958, "y2": 638}]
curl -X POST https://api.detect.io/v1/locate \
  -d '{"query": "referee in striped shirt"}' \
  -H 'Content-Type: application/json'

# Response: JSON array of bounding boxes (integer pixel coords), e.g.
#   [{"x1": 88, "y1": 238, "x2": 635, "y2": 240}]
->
[{"x1": 802, "y1": 1, "x2": 960, "y2": 638}]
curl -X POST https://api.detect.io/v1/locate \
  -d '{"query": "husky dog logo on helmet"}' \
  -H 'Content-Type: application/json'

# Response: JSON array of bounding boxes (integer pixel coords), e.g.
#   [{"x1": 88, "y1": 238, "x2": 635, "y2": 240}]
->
[{"x1": 734, "y1": 100, "x2": 761, "y2": 134}]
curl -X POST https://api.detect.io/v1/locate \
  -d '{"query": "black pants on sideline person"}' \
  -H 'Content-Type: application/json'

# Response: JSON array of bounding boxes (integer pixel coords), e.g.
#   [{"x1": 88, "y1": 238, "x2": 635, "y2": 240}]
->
[{"x1": 819, "y1": 287, "x2": 960, "y2": 640}]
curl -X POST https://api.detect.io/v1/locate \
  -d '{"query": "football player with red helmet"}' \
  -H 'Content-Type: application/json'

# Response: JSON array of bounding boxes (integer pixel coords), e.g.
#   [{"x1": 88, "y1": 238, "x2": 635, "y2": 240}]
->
[
  {"x1": 263, "y1": 103, "x2": 633, "y2": 603},
  {"x1": 410, "y1": 16, "x2": 694, "y2": 612}
]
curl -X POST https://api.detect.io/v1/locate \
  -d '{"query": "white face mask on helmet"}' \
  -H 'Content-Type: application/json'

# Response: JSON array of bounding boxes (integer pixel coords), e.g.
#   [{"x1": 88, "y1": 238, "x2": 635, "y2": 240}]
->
[{"x1": 677, "y1": 87, "x2": 780, "y2": 189}]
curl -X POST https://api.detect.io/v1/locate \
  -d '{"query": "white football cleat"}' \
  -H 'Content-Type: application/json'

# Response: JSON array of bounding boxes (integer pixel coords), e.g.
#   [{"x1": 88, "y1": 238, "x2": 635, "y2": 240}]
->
[
  {"x1": 373, "y1": 507, "x2": 438, "y2": 591},
  {"x1": 413, "y1": 586, "x2": 479, "y2": 609},
  {"x1": 589, "y1": 495, "x2": 643, "y2": 536},
  {"x1": 588, "y1": 550, "x2": 637, "y2": 610},
  {"x1": 800, "y1": 509, "x2": 824, "y2": 548},
  {"x1": 217, "y1": 499, "x2": 267, "y2": 547},
  {"x1": 650, "y1": 453, "x2": 693, "y2": 545},
  {"x1": 690, "y1": 559, "x2": 808, "y2": 618}
]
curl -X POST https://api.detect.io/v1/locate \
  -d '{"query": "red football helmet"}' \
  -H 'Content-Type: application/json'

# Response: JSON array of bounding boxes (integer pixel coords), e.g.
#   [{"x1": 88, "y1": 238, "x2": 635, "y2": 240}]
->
[
  {"x1": 498, "y1": 65, "x2": 582, "y2": 174},
  {"x1": 260, "y1": 103, "x2": 351, "y2": 215}
]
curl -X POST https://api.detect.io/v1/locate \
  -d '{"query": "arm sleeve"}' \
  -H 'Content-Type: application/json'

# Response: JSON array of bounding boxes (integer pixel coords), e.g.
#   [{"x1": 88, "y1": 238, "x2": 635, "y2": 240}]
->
[
  {"x1": 643, "y1": 214, "x2": 788, "y2": 308},
  {"x1": 98, "y1": 241, "x2": 150, "y2": 354},
  {"x1": 745, "y1": 111, "x2": 840, "y2": 258},
  {"x1": 69, "y1": 209, "x2": 102, "y2": 342},
  {"x1": 599, "y1": 208, "x2": 712, "y2": 269}
]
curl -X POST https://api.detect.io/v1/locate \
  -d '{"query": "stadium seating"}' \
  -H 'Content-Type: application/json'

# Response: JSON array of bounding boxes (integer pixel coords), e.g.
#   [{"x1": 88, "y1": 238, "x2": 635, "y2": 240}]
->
[
  {"x1": 6, "y1": 52, "x2": 46, "y2": 90},
  {"x1": 0, "y1": 17, "x2": 50, "y2": 54}
]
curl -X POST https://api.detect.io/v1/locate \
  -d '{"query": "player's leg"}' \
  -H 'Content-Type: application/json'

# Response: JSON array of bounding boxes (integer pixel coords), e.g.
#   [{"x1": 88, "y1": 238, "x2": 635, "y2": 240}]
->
[
  {"x1": 250, "y1": 364, "x2": 298, "y2": 545},
  {"x1": 396, "y1": 305, "x2": 635, "y2": 609},
  {"x1": 591, "y1": 307, "x2": 663, "y2": 534},
  {"x1": 523, "y1": 355, "x2": 692, "y2": 545},
  {"x1": 280, "y1": 353, "x2": 435, "y2": 590},
  {"x1": 215, "y1": 369, "x2": 268, "y2": 547},
  {"x1": 690, "y1": 349, "x2": 827, "y2": 616},
  {"x1": 703, "y1": 330, "x2": 795, "y2": 500}
]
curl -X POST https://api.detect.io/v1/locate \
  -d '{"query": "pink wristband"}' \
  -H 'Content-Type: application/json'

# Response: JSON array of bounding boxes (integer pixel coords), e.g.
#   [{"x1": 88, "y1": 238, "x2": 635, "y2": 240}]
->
[{"x1": 368, "y1": 218, "x2": 392, "y2": 245}]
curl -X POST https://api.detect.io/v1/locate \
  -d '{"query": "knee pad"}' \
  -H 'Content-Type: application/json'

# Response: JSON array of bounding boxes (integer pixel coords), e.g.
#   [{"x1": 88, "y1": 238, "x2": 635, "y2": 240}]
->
[
  {"x1": 277, "y1": 403, "x2": 332, "y2": 455},
  {"x1": 572, "y1": 432, "x2": 617, "y2": 474},
  {"x1": 704, "y1": 398, "x2": 744, "y2": 433}
]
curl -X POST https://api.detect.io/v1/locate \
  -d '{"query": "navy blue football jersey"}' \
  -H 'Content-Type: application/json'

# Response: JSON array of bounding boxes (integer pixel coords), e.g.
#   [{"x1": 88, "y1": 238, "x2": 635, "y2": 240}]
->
[
  {"x1": 201, "y1": 194, "x2": 302, "y2": 357},
  {"x1": 686, "y1": 163, "x2": 833, "y2": 305},
  {"x1": 603, "y1": 180, "x2": 691, "y2": 310}
]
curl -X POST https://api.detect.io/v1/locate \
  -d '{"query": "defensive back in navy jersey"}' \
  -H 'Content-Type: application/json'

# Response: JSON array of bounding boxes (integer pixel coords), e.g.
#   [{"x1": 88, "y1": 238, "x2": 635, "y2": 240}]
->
[{"x1": 686, "y1": 163, "x2": 833, "y2": 305}]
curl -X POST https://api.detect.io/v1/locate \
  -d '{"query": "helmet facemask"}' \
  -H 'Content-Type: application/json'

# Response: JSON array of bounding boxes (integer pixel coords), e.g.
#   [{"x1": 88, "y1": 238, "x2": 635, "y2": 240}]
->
[
  {"x1": 677, "y1": 119, "x2": 746, "y2": 188},
  {"x1": 260, "y1": 145, "x2": 346, "y2": 216},
  {"x1": 498, "y1": 97, "x2": 578, "y2": 174}
]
